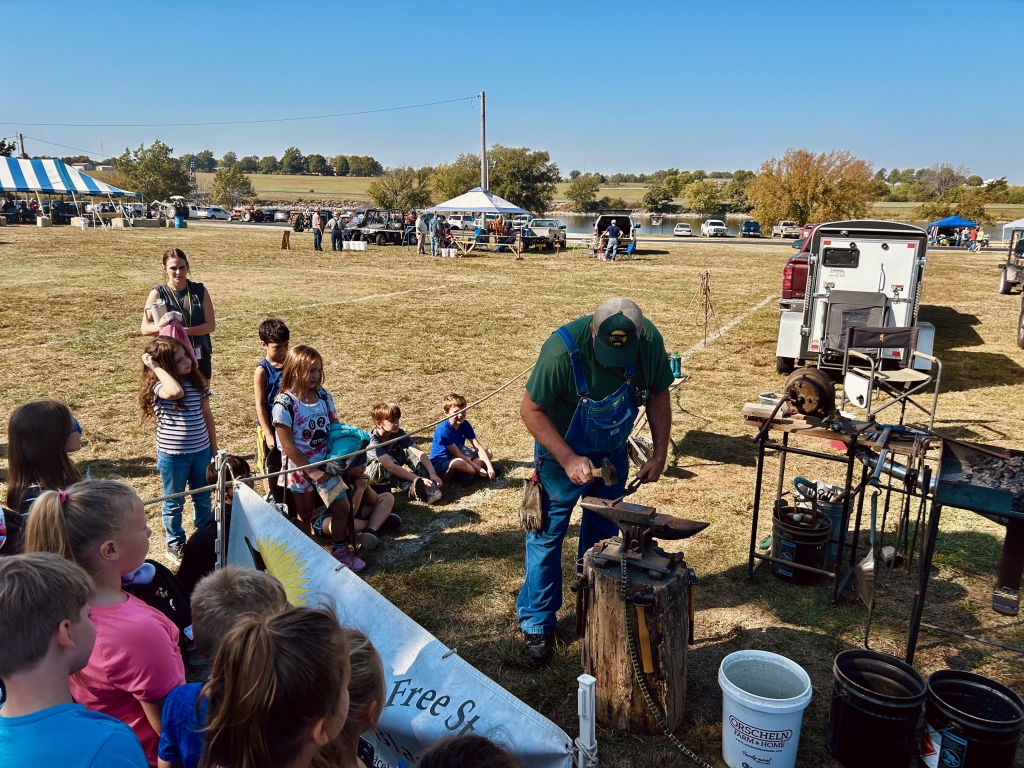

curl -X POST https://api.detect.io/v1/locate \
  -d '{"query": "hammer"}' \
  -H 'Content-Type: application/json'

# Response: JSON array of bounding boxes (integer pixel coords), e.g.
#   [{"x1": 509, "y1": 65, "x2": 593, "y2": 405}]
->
[{"x1": 590, "y1": 458, "x2": 618, "y2": 486}]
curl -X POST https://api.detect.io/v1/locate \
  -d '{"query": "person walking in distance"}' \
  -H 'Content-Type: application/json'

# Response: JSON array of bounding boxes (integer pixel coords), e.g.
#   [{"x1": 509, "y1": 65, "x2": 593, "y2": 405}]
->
[
  {"x1": 311, "y1": 209, "x2": 324, "y2": 252},
  {"x1": 416, "y1": 212, "x2": 428, "y2": 255}
]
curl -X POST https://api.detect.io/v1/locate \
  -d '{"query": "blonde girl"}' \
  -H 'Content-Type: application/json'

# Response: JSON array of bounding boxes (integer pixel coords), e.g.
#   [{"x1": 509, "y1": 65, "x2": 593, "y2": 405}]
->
[
  {"x1": 272, "y1": 345, "x2": 360, "y2": 572},
  {"x1": 139, "y1": 335, "x2": 218, "y2": 564},
  {"x1": 314, "y1": 629, "x2": 385, "y2": 768},
  {"x1": 198, "y1": 606, "x2": 351, "y2": 768},
  {"x1": 26, "y1": 481, "x2": 185, "y2": 766}
]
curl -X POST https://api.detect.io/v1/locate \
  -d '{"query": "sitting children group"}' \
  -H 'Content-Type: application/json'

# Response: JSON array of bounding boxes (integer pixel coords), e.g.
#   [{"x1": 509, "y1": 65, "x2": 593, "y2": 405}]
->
[{"x1": 253, "y1": 318, "x2": 497, "y2": 572}]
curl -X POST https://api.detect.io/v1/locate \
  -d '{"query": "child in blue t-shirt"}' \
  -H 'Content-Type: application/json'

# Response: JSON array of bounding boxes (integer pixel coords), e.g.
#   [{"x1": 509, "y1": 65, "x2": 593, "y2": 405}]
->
[
  {"x1": 158, "y1": 566, "x2": 287, "y2": 768},
  {"x1": 428, "y1": 393, "x2": 496, "y2": 483},
  {"x1": 0, "y1": 553, "x2": 148, "y2": 768}
]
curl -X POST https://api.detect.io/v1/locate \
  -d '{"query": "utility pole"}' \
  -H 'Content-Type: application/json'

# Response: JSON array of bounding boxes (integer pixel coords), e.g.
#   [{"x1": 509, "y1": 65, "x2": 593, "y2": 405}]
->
[
  {"x1": 480, "y1": 91, "x2": 487, "y2": 191},
  {"x1": 18, "y1": 133, "x2": 27, "y2": 159}
]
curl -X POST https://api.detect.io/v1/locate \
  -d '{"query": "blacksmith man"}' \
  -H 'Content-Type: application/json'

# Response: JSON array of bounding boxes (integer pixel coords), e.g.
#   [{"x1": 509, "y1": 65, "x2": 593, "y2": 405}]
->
[{"x1": 517, "y1": 297, "x2": 673, "y2": 666}]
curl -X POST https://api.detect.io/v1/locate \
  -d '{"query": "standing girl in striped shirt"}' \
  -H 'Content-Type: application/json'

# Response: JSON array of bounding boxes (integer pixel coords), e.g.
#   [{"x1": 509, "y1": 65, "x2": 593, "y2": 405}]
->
[{"x1": 139, "y1": 336, "x2": 218, "y2": 564}]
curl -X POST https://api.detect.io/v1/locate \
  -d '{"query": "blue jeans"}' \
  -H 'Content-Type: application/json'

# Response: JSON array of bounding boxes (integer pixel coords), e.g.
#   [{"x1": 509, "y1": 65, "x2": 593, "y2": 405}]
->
[
  {"x1": 430, "y1": 234, "x2": 440, "y2": 256},
  {"x1": 313, "y1": 228, "x2": 323, "y2": 251},
  {"x1": 605, "y1": 237, "x2": 619, "y2": 260},
  {"x1": 157, "y1": 447, "x2": 212, "y2": 546},
  {"x1": 515, "y1": 444, "x2": 625, "y2": 635},
  {"x1": 331, "y1": 229, "x2": 343, "y2": 250}
]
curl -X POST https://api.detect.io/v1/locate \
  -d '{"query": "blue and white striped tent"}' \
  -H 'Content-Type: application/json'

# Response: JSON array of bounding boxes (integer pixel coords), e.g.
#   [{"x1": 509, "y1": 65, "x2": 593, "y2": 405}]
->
[{"x1": 0, "y1": 157, "x2": 139, "y2": 198}]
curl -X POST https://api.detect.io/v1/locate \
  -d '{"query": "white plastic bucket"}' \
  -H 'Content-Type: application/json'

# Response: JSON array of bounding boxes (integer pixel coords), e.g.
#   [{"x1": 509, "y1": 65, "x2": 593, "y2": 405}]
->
[{"x1": 719, "y1": 650, "x2": 813, "y2": 768}]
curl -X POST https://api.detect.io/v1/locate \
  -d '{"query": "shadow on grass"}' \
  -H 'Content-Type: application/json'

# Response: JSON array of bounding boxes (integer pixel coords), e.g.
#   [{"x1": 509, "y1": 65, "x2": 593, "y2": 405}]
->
[
  {"x1": 919, "y1": 305, "x2": 984, "y2": 350},
  {"x1": 672, "y1": 429, "x2": 757, "y2": 468},
  {"x1": 934, "y1": 350, "x2": 1024, "y2": 393},
  {"x1": 933, "y1": 420, "x2": 1010, "y2": 441},
  {"x1": 83, "y1": 456, "x2": 158, "y2": 480}
]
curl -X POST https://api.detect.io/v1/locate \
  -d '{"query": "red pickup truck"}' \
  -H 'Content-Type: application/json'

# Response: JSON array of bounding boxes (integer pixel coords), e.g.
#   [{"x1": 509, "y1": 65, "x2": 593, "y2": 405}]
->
[{"x1": 778, "y1": 223, "x2": 816, "y2": 313}]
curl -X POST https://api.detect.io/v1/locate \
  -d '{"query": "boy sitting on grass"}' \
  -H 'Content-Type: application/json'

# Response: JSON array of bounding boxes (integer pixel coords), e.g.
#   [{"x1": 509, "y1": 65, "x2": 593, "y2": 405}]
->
[
  {"x1": 0, "y1": 553, "x2": 148, "y2": 767},
  {"x1": 157, "y1": 566, "x2": 287, "y2": 768},
  {"x1": 429, "y1": 393, "x2": 496, "y2": 484},
  {"x1": 365, "y1": 402, "x2": 443, "y2": 504}
]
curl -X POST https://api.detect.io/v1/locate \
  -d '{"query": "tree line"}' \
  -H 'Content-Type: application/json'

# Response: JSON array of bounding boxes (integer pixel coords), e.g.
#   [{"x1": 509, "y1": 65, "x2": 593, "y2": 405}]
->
[
  {"x1": 47, "y1": 137, "x2": 1024, "y2": 222},
  {"x1": 177, "y1": 148, "x2": 384, "y2": 177}
]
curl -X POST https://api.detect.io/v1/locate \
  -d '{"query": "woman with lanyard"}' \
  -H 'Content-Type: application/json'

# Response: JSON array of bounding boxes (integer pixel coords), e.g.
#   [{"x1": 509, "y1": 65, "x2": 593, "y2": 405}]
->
[{"x1": 141, "y1": 248, "x2": 217, "y2": 379}]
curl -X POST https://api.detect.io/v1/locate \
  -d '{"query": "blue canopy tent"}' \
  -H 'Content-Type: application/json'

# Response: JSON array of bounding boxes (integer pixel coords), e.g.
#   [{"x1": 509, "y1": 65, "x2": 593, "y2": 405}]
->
[
  {"x1": 927, "y1": 215, "x2": 977, "y2": 229},
  {"x1": 0, "y1": 157, "x2": 138, "y2": 197},
  {"x1": 0, "y1": 157, "x2": 139, "y2": 226}
]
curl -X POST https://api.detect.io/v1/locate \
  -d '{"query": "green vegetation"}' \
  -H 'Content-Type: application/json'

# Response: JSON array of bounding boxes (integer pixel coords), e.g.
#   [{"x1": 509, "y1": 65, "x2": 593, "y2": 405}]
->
[
  {"x1": 429, "y1": 154, "x2": 481, "y2": 201},
  {"x1": 366, "y1": 168, "x2": 432, "y2": 210},
  {"x1": 746, "y1": 148, "x2": 876, "y2": 228},
  {"x1": 487, "y1": 144, "x2": 560, "y2": 214},
  {"x1": 114, "y1": 139, "x2": 190, "y2": 201},
  {"x1": 565, "y1": 173, "x2": 601, "y2": 212},
  {"x1": 211, "y1": 166, "x2": 257, "y2": 207}
]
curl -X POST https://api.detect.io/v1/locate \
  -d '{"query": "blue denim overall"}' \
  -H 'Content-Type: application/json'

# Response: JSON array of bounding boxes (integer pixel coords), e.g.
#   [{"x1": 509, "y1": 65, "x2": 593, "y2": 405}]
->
[{"x1": 516, "y1": 326, "x2": 639, "y2": 635}]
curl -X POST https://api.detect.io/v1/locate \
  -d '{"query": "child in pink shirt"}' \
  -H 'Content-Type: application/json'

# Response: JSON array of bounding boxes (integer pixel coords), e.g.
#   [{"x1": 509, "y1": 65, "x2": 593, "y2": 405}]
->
[{"x1": 26, "y1": 481, "x2": 185, "y2": 766}]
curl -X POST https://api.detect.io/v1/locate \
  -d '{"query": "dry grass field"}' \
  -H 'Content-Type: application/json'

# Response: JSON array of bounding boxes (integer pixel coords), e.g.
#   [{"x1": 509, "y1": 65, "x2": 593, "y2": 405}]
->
[{"x1": 1, "y1": 225, "x2": 1023, "y2": 766}]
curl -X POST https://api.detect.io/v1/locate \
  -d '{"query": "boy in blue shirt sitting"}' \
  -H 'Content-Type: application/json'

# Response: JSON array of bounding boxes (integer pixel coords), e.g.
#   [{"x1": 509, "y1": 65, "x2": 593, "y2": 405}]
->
[
  {"x1": 0, "y1": 553, "x2": 148, "y2": 768},
  {"x1": 429, "y1": 392, "x2": 497, "y2": 484},
  {"x1": 158, "y1": 566, "x2": 287, "y2": 768}
]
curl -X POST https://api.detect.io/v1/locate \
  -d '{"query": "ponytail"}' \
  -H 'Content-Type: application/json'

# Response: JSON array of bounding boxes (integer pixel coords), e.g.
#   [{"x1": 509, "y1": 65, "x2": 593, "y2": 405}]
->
[
  {"x1": 200, "y1": 606, "x2": 350, "y2": 768},
  {"x1": 25, "y1": 481, "x2": 137, "y2": 567}
]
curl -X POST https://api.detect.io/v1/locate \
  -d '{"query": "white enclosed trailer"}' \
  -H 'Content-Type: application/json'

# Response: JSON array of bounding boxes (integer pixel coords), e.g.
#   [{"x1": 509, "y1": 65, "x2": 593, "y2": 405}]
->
[{"x1": 776, "y1": 220, "x2": 935, "y2": 374}]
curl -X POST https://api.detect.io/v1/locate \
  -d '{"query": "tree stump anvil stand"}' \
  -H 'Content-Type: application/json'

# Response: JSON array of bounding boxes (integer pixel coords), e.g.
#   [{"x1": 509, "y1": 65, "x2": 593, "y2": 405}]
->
[{"x1": 578, "y1": 496, "x2": 707, "y2": 734}]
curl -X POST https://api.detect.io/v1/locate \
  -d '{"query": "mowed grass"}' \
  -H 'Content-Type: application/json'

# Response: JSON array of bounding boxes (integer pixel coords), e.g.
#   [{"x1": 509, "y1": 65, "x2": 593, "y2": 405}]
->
[{"x1": 2, "y1": 226, "x2": 1023, "y2": 766}]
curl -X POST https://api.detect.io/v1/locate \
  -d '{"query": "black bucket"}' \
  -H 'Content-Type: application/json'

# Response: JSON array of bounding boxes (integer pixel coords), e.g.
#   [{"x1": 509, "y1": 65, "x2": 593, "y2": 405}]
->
[
  {"x1": 771, "y1": 514, "x2": 831, "y2": 584},
  {"x1": 826, "y1": 649, "x2": 926, "y2": 767},
  {"x1": 923, "y1": 669, "x2": 1024, "y2": 768}
]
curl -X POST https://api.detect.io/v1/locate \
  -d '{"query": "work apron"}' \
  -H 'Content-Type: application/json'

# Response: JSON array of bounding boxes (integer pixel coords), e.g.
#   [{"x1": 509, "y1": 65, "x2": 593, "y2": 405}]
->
[{"x1": 516, "y1": 325, "x2": 642, "y2": 635}]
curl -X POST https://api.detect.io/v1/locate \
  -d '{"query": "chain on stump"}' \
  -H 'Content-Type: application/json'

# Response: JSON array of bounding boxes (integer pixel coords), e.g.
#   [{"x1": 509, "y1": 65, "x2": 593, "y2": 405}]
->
[{"x1": 620, "y1": 551, "x2": 714, "y2": 768}]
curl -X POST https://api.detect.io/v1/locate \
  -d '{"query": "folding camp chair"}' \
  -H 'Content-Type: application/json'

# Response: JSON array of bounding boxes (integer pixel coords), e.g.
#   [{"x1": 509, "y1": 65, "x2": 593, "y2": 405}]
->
[
  {"x1": 822, "y1": 290, "x2": 889, "y2": 366},
  {"x1": 840, "y1": 326, "x2": 942, "y2": 429}
]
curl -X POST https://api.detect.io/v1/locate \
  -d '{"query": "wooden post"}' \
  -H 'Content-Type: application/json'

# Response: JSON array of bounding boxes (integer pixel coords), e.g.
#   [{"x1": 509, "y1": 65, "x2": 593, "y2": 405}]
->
[{"x1": 581, "y1": 545, "x2": 690, "y2": 734}]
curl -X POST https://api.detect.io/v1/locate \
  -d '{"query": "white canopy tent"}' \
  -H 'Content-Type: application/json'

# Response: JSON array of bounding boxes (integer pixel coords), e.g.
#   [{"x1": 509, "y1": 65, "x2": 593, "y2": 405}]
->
[
  {"x1": 425, "y1": 186, "x2": 528, "y2": 215},
  {"x1": 1002, "y1": 217, "x2": 1024, "y2": 240}
]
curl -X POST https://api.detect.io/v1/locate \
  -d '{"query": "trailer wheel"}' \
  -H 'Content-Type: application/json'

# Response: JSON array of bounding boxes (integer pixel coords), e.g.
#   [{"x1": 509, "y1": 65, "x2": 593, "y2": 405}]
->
[
  {"x1": 1018, "y1": 297, "x2": 1024, "y2": 350},
  {"x1": 999, "y1": 268, "x2": 1015, "y2": 295},
  {"x1": 776, "y1": 356, "x2": 795, "y2": 375},
  {"x1": 376, "y1": 233, "x2": 388, "y2": 246}
]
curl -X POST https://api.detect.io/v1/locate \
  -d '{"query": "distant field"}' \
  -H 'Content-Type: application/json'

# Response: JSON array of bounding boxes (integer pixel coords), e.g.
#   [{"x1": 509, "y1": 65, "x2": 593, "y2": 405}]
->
[
  {"x1": 196, "y1": 172, "x2": 373, "y2": 201},
  {"x1": 870, "y1": 201, "x2": 1024, "y2": 222}
]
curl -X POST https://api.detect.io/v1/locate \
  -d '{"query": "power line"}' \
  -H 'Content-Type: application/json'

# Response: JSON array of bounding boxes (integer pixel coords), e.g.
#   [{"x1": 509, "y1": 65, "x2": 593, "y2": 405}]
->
[
  {"x1": 21, "y1": 135, "x2": 103, "y2": 157},
  {"x1": 3, "y1": 96, "x2": 479, "y2": 128}
]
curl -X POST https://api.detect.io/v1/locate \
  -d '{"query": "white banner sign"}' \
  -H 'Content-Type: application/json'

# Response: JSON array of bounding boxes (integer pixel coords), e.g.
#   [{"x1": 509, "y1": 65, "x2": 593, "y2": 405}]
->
[{"x1": 228, "y1": 485, "x2": 574, "y2": 768}]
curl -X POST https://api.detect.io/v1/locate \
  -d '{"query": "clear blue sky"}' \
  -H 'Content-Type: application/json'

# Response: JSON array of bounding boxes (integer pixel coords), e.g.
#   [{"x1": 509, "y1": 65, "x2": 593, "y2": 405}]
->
[{"x1": 5, "y1": 0, "x2": 1022, "y2": 181}]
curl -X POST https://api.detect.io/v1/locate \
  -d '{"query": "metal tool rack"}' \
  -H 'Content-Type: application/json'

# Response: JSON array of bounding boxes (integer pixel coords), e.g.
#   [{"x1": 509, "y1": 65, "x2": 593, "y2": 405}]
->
[{"x1": 743, "y1": 403, "x2": 935, "y2": 608}]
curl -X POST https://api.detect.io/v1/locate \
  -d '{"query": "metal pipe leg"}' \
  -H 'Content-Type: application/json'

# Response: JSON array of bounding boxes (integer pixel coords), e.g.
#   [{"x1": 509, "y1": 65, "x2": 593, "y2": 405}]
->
[
  {"x1": 748, "y1": 431, "x2": 769, "y2": 581},
  {"x1": 906, "y1": 502, "x2": 942, "y2": 665}
]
